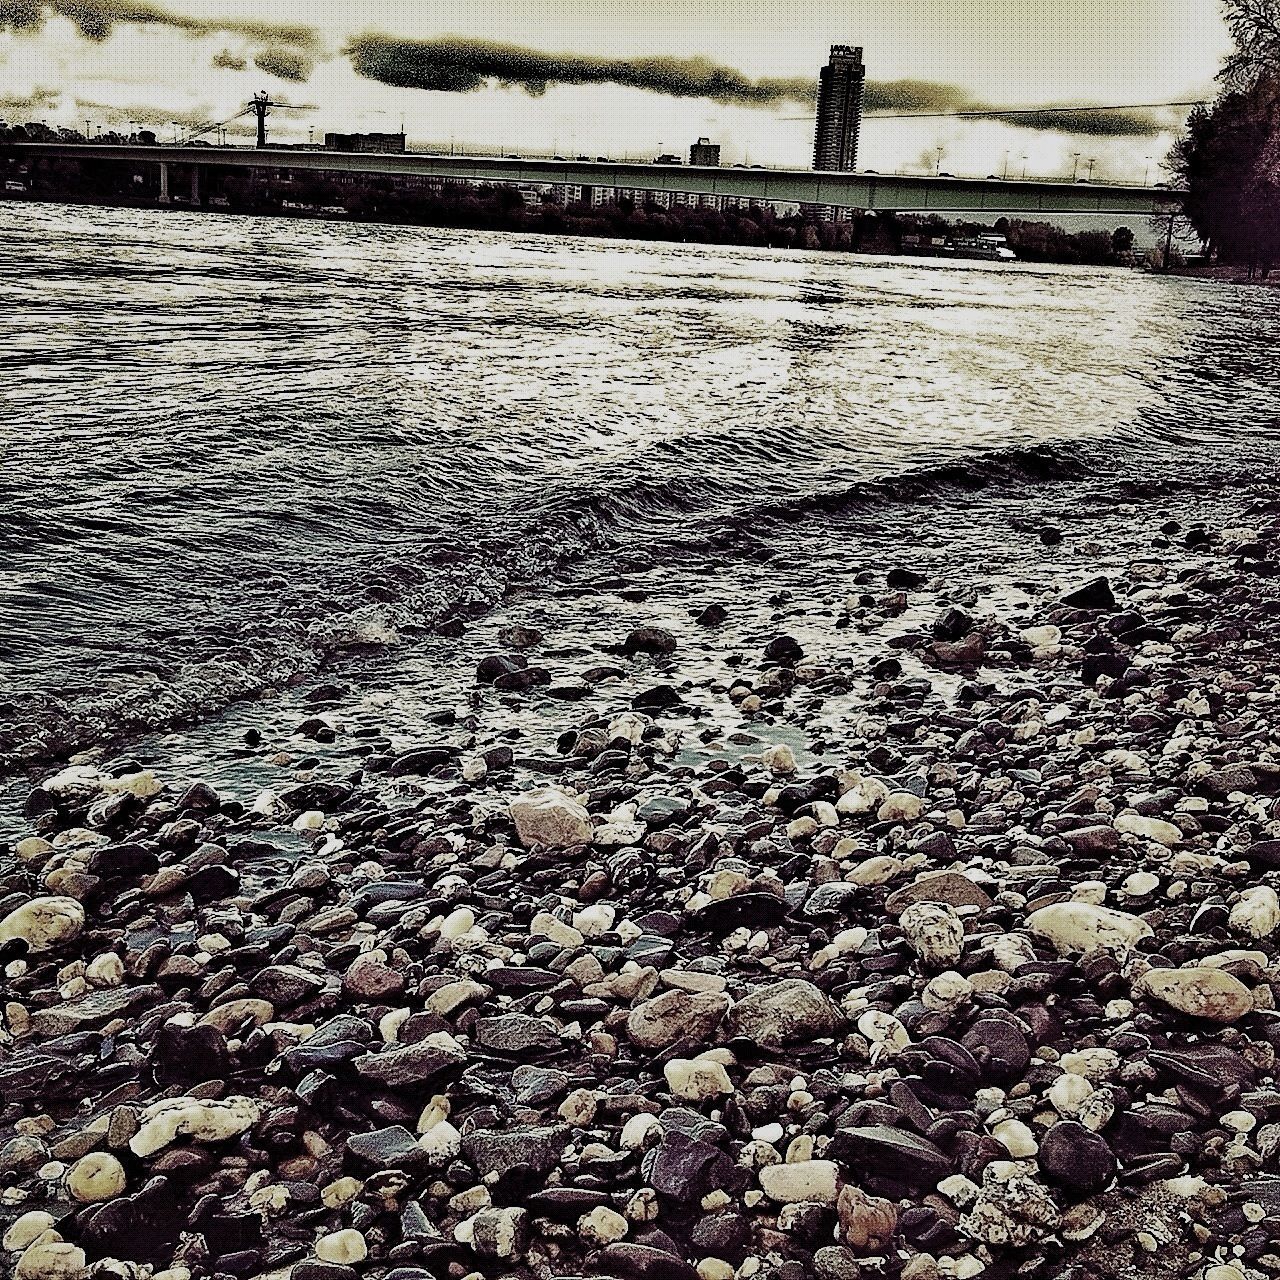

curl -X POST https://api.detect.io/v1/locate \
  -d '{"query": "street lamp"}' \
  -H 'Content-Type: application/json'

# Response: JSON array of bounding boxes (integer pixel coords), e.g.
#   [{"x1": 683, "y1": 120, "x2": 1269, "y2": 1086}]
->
[
  {"x1": 935, "y1": 146, "x2": 943, "y2": 175},
  {"x1": 1021, "y1": 154, "x2": 1028, "y2": 178},
  {"x1": 1002, "y1": 150, "x2": 1010, "y2": 179},
  {"x1": 1086, "y1": 157, "x2": 1096, "y2": 181},
  {"x1": 1072, "y1": 152, "x2": 1081, "y2": 181},
  {"x1": 1144, "y1": 156, "x2": 1152, "y2": 184}
]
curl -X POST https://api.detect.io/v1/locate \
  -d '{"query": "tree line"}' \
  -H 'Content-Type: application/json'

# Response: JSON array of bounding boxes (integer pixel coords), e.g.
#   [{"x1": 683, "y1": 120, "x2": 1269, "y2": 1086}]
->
[{"x1": 1168, "y1": 0, "x2": 1280, "y2": 270}]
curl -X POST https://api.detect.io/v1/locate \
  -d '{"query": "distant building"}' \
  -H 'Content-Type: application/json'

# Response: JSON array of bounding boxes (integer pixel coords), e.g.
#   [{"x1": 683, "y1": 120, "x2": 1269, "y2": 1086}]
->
[
  {"x1": 690, "y1": 138, "x2": 721, "y2": 167},
  {"x1": 813, "y1": 46, "x2": 865, "y2": 172},
  {"x1": 808, "y1": 45, "x2": 865, "y2": 222},
  {"x1": 323, "y1": 132, "x2": 406, "y2": 154}
]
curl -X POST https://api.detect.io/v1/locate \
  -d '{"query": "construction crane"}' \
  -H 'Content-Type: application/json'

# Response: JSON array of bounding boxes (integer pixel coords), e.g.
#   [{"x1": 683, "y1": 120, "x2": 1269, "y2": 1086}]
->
[
  {"x1": 179, "y1": 93, "x2": 311, "y2": 148},
  {"x1": 248, "y1": 91, "x2": 310, "y2": 148}
]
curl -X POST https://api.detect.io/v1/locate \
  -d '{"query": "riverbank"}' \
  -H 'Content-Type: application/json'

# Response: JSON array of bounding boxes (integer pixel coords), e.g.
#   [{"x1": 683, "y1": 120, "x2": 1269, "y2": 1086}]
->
[
  {"x1": 1167, "y1": 264, "x2": 1280, "y2": 288},
  {"x1": 0, "y1": 186, "x2": 1140, "y2": 268},
  {"x1": 4, "y1": 485, "x2": 1280, "y2": 1280}
]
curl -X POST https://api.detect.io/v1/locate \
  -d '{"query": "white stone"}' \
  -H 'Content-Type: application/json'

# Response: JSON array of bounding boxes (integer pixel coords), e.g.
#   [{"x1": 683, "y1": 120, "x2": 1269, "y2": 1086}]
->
[
  {"x1": 438, "y1": 907, "x2": 475, "y2": 942},
  {"x1": 758, "y1": 1159, "x2": 840, "y2": 1204},
  {"x1": 2, "y1": 1213, "x2": 55, "y2": 1252},
  {"x1": 621, "y1": 1113, "x2": 662, "y2": 1150},
  {"x1": 424, "y1": 979, "x2": 486, "y2": 1017},
  {"x1": 877, "y1": 791, "x2": 926, "y2": 823},
  {"x1": 856, "y1": 1010, "x2": 910, "y2": 1058},
  {"x1": 292, "y1": 810, "x2": 325, "y2": 832},
  {"x1": 1047, "y1": 1074, "x2": 1093, "y2": 1117},
  {"x1": 837, "y1": 778, "x2": 890, "y2": 816},
  {"x1": 1114, "y1": 814, "x2": 1182, "y2": 845},
  {"x1": 991, "y1": 1118, "x2": 1038, "y2": 1158},
  {"x1": 0, "y1": 898, "x2": 85, "y2": 953},
  {"x1": 418, "y1": 1121, "x2": 462, "y2": 1164},
  {"x1": 129, "y1": 1096, "x2": 260, "y2": 1157},
  {"x1": 530, "y1": 911, "x2": 584, "y2": 948},
  {"x1": 1021, "y1": 625, "x2": 1062, "y2": 647},
  {"x1": 900, "y1": 901, "x2": 965, "y2": 968},
  {"x1": 847, "y1": 855, "x2": 903, "y2": 887},
  {"x1": 1122, "y1": 872, "x2": 1160, "y2": 898},
  {"x1": 14, "y1": 837, "x2": 54, "y2": 864},
  {"x1": 85, "y1": 953, "x2": 124, "y2": 987},
  {"x1": 665, "y1": 1057, "x2": 733, "y2": 1101},
  {"x1": 1025, "y1": 902, "x2": 1153, "y2": 955},
  {"x1": 105, "y1": 770, "x2": 163, "y2": 799},
  {"x1": 922, "y1": 971, "x2": 973, "y2": 1011},
  {"x1": 762, "y1": 744, "x2": 798, "y2": 777},
  {"x1": 1221, "y1": 1110, "x2": 1256, "y2": 1134},
  {"x1": 15, "y1": 1240, "x2": 86, "y2": 1280},
  {"x1": 578, "y1": 1206, "x2": 629, "y2": 1244},
  {"x1": 67, "y1": 1151, "x2": 126, "y2": 1202},
  {"x1": 1137, "y1": 967, "x2": 1253, "y2": 1023},
  {"x1": 315, "y1": 1229, "x2": 367, "y2": 1265},
  {"x1": 509, "y1": 788, "x2": 593, "y2": 849},
  {"x1": 572, "y1": 903, "x2": 616, "y2": 938},
  {"x1": 1059, "y1": 1048, "x2": 1120, "y2": 1081},
  {"x1": 1231, "y1": 887, "x2": 1280, "y2": 939}
]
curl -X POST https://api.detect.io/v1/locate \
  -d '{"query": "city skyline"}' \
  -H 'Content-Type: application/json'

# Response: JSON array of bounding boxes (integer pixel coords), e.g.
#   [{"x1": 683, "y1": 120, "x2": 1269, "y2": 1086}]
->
[{"x1": 0, "y1": 0, "x2": 1234, "y2": 180}]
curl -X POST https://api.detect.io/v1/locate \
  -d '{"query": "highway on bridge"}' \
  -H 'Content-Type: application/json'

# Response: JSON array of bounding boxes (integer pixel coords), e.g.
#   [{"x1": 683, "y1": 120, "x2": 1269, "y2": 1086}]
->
[{"x1": 6, "y1": 142, "x2": 1180, "y2": 218}]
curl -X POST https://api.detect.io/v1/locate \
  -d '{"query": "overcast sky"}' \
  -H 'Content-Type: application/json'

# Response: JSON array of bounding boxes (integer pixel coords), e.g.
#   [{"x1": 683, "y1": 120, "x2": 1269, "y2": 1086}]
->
[{"x1": 1, "y1": 0, "x2": 1233, "y2": 179}]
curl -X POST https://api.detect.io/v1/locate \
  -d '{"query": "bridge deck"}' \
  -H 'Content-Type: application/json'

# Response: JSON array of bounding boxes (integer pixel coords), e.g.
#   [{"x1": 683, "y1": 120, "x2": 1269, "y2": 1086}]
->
[{"x1": 5, "y1": 143, "x2": 1179, "y2": 216}]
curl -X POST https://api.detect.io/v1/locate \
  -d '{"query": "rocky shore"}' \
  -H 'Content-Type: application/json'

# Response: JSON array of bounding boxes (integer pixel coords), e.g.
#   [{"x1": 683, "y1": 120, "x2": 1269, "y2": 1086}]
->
[{"x1": 4, "y1": 498, "x2": 1280, "y2": 1280}]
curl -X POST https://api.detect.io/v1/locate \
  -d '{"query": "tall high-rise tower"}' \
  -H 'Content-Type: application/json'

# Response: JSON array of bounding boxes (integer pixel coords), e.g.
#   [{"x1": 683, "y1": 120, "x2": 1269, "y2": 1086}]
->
[{"x1": 812, "y1": 45, "x2": 865, "y2": 172}]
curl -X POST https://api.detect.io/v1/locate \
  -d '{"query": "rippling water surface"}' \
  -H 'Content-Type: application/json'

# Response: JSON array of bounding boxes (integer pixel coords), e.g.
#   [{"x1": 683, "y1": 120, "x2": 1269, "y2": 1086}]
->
[{"x1": 2, "y1": 200, "x2": 1277, "y2": 769}]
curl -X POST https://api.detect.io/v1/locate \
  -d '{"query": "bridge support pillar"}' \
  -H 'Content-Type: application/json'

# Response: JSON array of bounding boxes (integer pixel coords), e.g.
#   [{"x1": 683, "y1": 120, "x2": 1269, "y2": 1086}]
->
[
  {"x1": 190, "y1": 165, "x2": 201, "y2": 205},
  {"x1": 158, "y1": 160, "x2": 170, "y2": 204}
]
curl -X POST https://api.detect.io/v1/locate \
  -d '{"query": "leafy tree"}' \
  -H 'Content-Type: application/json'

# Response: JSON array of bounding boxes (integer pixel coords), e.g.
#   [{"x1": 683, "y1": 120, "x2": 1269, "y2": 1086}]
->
[
  {"x1": 1165, "y1": 0, "x2": 1280, "y2": 265},
  {"x1": 1168, "y1": 74, "x2": 1280, "y2": 263}
]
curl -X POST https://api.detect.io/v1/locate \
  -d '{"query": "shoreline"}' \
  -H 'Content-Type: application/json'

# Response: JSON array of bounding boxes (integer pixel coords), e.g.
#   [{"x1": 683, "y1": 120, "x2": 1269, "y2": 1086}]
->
[
  {"x1": 0, "y1": 189, "x2": 1150, "y2": 272},
  {"x1": 4, "y1": 489, "x2": 1280, "y2": 1280}
]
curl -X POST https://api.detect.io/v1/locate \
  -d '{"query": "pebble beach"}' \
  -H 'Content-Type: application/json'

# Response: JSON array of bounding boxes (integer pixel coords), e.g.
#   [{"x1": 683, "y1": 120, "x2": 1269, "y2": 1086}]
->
[{"x1": 5, "y1": 480, "x2": 1280, "y2": 1280}]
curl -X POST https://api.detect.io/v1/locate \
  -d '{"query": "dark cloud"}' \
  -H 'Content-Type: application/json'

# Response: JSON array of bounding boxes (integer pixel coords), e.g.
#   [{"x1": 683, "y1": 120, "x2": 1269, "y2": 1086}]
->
[
  {"x1": 1, "y1": 0, "x2": 318, "y2": 47},
  {"x1": 0, "y1": 0, "x2": 42, "y2": 33},
  {"x1": 863, "y1": 80, "x2": 978, "y2": 112},
  {"x1": 984, "y1": 106, "x2": 1165, "y2": 136},
  {"x1": 75, "y1": 97, "x2": 213, "y2": 128},
  {"x1": 345, "y1": 35, "x2": 817, "y2": 105},
  {"x1": 254, "y1": 46, "x2": 313, "y2": 81},
  {"x1": 0, "y1": 85, "x2": 62, "y2": 115},
  {"x1": 212, "y1": 47, "x2": 247, "y2": 70},
  {"x1": 342, "y1": 36, "x2": 1173, "y2": 137}
]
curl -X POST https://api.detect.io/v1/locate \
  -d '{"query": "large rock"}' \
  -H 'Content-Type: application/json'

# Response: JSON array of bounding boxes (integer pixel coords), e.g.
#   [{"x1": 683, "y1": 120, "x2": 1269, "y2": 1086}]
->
[
  {"x1": 627, "y1": 990, "x2": 731, "y2": 1050},
  {"x1": 30, "y1": 984, "x2": 163, "y2": 1037},
  {"x1": 130, "y1": 1096, "x2": 260, "y2": 1157},
  {"x1": 0, "y1": 896, "x2": 84, "y2": 953},
  {"x1": 759, "y1": 1160, "x2": 840, "y2": 1204},
  {"x1": 1025, "y1": 902, "x2": 1152, "y2": 955},
  {"x1": 1060, "y1": 576, "x2": 1116, "y2": 610},
  {"x1": 885, "y1": 871, "x2": 992, "y2": 916},
  {"x1": 727, "y1": 979, "x2": 842, "y2": 1049},
  {"x1": 354, "y1": 1037, "x2": 466, "y2": 1089},
  {"x1": 1137, "y1": 966, "x2": 1253, "y2": 1024},
  {"x1": 509, "y1": 788, "x2": 593, "y2": 849},
  {"x1": 1038, "y1": 1121, "x2": 1116, "y2": 1194},
  {"x1": 461, "y1": 1126, "x2": 567, "y2": 1178}
]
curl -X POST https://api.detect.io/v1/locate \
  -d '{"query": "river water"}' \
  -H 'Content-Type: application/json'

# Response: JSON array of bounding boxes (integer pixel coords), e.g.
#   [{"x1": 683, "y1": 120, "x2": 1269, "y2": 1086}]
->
[{"x1": 2, "y1": 200, "x2": 1278, "y2": 778}]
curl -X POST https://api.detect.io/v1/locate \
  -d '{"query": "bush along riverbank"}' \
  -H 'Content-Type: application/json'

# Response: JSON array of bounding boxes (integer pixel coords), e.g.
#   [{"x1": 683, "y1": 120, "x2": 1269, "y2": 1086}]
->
[{"x1": 4, "y1": 499, "x2": 1280, "y2": 1280}]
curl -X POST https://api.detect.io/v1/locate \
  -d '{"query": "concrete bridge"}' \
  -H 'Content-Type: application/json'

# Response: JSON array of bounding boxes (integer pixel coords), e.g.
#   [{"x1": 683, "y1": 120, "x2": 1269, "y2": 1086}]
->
[{"x1": 5, "y1": 142, "x2": 1180, "y2": 218}]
